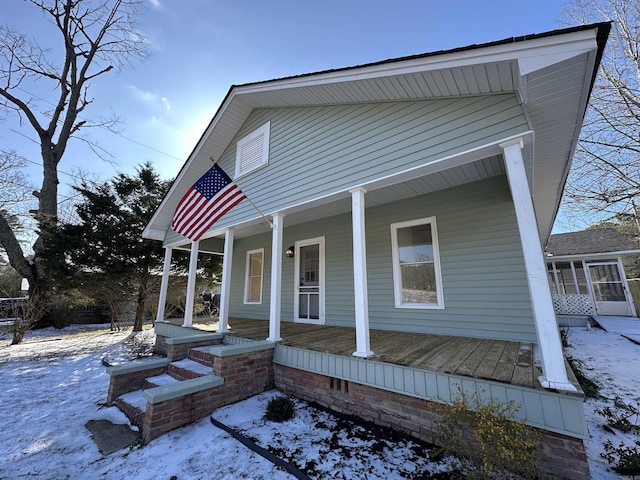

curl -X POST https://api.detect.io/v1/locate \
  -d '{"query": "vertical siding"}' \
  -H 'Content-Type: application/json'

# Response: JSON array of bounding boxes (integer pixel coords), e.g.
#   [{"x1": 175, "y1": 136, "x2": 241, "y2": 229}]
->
[
  {"x1": 228, "y1": 175, "x2": 536, "y2": 343},
  {"x1": 204, "y1": 94, "x2": 528, "y2": 231}
]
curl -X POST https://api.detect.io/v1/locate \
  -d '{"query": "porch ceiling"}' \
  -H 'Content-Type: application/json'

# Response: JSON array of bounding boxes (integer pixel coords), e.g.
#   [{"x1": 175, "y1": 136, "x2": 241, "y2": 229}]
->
[{"x1": 218, "y1": 154, "x2": 506, "y2": 241}]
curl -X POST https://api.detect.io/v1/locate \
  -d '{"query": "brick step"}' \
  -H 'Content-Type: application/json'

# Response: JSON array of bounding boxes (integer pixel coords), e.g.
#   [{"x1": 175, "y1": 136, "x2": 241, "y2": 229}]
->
[
  {"x1": 168, "y1": 358, "x2": 213, "y2": 380},
  {"x1": 144, "y1": 373, "x2": 180, "y2": 389},
  {"x1": 188, "y1": 345, "x2": 217, "y2": 367},
  {"x1": 115, "y1": 389, "x2": 147, "y2": 428}
]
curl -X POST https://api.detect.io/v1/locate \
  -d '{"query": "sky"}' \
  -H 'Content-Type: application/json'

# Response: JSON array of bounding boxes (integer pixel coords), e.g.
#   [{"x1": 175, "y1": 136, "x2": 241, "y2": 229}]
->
[{"x1": 1, "y1": 0, "x2": 582, "y2": 227}]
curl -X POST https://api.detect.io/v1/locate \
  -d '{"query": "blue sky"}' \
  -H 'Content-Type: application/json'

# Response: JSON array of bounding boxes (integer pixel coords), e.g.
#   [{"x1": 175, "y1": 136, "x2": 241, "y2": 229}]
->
[{"x1": 1, "y1": 0, "x2": 572, "y2": 219}]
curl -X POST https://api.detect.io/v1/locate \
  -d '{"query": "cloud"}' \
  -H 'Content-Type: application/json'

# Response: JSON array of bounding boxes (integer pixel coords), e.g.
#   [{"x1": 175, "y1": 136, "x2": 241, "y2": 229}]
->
[
  {"x1": 149, "y1": 0, "x2": 161, "y2": 9},
  {"x1": 128, "y1": 86, "x2": 171, "y2": 111}
]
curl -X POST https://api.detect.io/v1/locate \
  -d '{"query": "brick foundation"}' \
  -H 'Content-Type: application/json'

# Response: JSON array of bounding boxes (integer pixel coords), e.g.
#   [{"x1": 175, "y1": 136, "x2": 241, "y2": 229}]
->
[{"x1": 274, "y1": 364, "x2": 590, "y2": 480}]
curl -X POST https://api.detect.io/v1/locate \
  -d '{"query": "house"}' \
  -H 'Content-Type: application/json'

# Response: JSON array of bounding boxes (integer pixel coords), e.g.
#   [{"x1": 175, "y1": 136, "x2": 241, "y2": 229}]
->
[
  {"x1": 546, "y1": 228, "x2": 640, "y2": 318},
  {"x1": 108, "y1": 23, "x2": 611, "y2": 478}
]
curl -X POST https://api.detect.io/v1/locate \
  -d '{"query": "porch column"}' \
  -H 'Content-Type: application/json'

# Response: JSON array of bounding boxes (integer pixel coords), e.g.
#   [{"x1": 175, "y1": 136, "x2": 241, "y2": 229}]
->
[
  {"x1": 350, "y1": 187, "x2": 374, "y2": 358},
  {"x1": 268, "y1": 213, "x2": 284, "y2": 342},
  {"x1": 619, "y1": 258, "x2": 637, "y2": 316},
  {"x1": 183, "y1": 240, "x2": 200, "y2": 328},
  {"x1": 218, "y1": 229, "x2": 234, "y2": 333},
  {"x1": 155, "y1": 246, "x2": 173, "y2": 323},
  {"x1": 501, "y1": 138, "x2": 575, "y2": 391}
]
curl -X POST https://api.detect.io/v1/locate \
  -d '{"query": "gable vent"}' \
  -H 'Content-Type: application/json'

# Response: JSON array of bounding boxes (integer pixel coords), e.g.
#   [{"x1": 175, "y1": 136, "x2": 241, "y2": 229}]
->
[{"x1": 236, "y1": 121, "x2": 270, "y2": 178}]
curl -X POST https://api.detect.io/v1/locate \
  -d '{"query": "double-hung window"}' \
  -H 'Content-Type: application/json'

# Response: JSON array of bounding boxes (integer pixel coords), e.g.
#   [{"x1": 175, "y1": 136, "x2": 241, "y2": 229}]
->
[
  {"x1": 244, "y1": 248, "x2": 264, "y2": 304},
  {"x1": 390, "y1": 217, "x2": 444, "y2": 308}
]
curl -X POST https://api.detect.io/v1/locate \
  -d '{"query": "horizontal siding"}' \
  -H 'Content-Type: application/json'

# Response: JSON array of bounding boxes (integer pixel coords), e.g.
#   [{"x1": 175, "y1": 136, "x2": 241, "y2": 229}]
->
[
  {"x1": 228, "y1": 175, "x2": 536, "y2": 343},
  {"x1": 365, "y1": 175, "x2": 535, "y2": 341},
  {"x1": 203, "y1": 94, "x2": 528, "y2": 231}
]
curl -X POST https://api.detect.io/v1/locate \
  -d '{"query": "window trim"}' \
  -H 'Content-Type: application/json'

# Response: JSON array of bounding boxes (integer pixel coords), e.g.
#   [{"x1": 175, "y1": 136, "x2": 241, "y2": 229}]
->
[
  {"x1": 243, "y1": 248, "x2": 264, "y2": 304},
  {"x1": 235, "y1": 121, "x2": 270, "y2": 179},
  {"x1": 390, "y1": 216, "x2": 444, "y2": 309}
]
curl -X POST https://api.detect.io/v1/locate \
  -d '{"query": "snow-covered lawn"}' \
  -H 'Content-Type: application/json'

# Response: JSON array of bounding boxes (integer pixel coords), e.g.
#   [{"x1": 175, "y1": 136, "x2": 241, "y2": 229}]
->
[{"x1": 0, "y1": 323, "x2": 637, "y2": 479}]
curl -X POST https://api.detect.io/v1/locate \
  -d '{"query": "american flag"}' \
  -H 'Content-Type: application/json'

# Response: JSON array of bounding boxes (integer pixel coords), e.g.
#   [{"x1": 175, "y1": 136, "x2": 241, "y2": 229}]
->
[{"x1": 171, "y1": 164, "x2": 246, "y2": 241}]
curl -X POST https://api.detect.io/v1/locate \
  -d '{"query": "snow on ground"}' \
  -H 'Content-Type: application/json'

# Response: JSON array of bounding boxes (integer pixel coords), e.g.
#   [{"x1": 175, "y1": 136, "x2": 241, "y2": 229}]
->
[
  {"x1": 0, "y1": 322, "x2": 637, "y2": 479},
  {"x1": 563, "y1": 326, "x2": 640, "y2": 479}
]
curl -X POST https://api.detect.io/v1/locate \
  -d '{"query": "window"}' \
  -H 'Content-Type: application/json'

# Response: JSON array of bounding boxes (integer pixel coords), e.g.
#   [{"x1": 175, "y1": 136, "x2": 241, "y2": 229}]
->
[
  {"x1": 235, "y1": 121, "x2": 270, "y2": 178},
  {"x1": 391, "y1": 217, "x2": 444, "y2": 309},
  {"x1": 548, "y1": 261, "x2": 589, "y2": 295},
  {"x1": 244, "y1": 249, "x2": 264, "y2": 304}
]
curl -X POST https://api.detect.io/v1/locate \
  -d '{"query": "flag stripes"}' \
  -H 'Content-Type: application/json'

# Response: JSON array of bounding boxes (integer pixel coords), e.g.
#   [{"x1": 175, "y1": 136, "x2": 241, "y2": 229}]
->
[{"x1": 171, "y1": 165, "x2": 247, "y2": 241}]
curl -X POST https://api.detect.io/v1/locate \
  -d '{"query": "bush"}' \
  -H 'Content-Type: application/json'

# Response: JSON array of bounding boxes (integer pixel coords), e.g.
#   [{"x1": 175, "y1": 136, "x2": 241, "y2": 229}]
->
[
  {"x1": 596, "y1": 395, "x2": 639, "y2": 434},
  {"x1": 602, "y1": 439, "x2": 640, "y2": 475},
  {"x1": 264, "y1": 395, "x2": 295, "y2": 422},
  {"x1": 434, "y1": 389, "x2": 542, "y2": 479},
  {"x1": 46, "y1": 297, "x2": 75, "y2": 329}
]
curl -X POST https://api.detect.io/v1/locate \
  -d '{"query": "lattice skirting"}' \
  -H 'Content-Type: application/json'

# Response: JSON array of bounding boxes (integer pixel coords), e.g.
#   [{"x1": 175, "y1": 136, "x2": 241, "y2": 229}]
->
[{"x1": 552, "y1": 294, "x2": 595, "y2": 316}]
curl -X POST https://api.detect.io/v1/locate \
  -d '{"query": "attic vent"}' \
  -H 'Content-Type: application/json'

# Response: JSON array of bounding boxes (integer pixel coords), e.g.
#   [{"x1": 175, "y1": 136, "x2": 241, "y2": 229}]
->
[{"x1": 236, "y1": 121, "x2": 270, "y2": 178}]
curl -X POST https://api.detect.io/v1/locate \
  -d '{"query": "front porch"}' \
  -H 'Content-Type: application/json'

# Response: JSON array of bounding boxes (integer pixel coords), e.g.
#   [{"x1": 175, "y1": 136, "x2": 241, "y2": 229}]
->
[
  {"x1": 103, "y1": 317, "x2": 590, "y2": 477},
  {"x1": 165, "y1": 317, "x2": 581, "y2": 393}
]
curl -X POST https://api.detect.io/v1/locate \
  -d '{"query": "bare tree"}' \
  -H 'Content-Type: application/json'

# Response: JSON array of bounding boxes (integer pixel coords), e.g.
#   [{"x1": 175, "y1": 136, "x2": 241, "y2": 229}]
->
[
  {"x1": 0, "y1": 0, "x2": 148, "y2": 300},
  {"x1": 561, "y1": 0, "x2": 640, "y2": 224}
]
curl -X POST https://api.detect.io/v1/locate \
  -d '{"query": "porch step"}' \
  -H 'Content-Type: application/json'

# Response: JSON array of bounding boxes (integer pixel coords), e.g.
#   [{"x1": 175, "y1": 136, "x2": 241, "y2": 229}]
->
[
  {"x1": 145, "y1": 373, "x2": 180, "y2": 389},
  {"x1": 115, "y1": 389, "x2": 147, "y2": 427},
  {"x1": 188, "y1": 345, "x2": 217, "y2": 367},
  {"x1": 168, "y1": 358, "x2": 213, "y2": 380}
]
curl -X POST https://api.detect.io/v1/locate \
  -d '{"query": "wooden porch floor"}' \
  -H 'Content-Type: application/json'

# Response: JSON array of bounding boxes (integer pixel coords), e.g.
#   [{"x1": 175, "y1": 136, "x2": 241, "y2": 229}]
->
[{"x1": 175, "y1": 317, "x2": 569, "y2": 391}]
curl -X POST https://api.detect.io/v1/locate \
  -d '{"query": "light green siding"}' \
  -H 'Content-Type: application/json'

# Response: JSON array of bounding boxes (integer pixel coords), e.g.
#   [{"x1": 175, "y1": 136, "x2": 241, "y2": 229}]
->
[
  {"x1": 228, "y1": 175, "x2": 536, "y2": 343},
  {"x1": 204, "y1": 94, "x2": 529, "y2": 231}
]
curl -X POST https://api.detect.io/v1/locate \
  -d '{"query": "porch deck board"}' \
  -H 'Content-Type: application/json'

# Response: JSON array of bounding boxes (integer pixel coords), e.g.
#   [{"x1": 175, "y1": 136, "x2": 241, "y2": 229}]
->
[
  {"x1": 473, "y1": 341, "x2": 509, "y2": 381},
  {"x1": 454, "y1": 340, "x2": 496, "y2": 378},
  {"x1": 511, "y1": 345, "x2": 536, "y2": 388},
  {"x1": 183, "y1": 318, "x2": 569, "y2": 391},
  {"x1": 491, "y1": 342, "x2": 519, "y2": 383}
]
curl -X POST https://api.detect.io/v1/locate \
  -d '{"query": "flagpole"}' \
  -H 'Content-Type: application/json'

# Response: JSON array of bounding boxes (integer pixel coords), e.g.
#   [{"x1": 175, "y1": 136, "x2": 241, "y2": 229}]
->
[
  {"x1": 245, "y1": 196, "x2": 273, "y2": 229},
  {"x1": 210, "y1": 157, "x2": 273, "y2": 229}
]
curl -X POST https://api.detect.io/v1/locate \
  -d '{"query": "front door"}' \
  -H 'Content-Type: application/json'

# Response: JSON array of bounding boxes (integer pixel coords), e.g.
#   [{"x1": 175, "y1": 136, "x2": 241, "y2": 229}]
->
[
  {"x1": 588, "y1": 262, "x2": 632, "y2": 316},
  {"x1": 294, "y1": 237, "x2": 325, "y2": 324}
]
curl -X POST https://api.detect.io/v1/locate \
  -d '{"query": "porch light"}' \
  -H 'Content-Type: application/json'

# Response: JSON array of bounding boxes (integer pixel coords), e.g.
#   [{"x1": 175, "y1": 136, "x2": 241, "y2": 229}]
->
[{"x1": 286, "y1": 246, "x2": 294, "y2": 258}]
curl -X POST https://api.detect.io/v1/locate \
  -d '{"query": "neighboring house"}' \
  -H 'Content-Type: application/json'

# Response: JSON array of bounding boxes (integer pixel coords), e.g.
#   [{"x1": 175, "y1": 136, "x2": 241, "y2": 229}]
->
[
  {"x1": 546, "y1": 228, "x2": 640, "y2": 317},
  {"x1": 133, "y1": 23, "x2": 610, "y2": 478}
]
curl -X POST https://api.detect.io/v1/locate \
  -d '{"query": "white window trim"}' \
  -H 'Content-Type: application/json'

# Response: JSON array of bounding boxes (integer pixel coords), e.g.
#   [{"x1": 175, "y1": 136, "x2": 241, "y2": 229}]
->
[
  {"x1": 390, "y1": 216, "x2": 444, "y2": 309},
  {"x1": 244, "y1": 248, "x2": 264, "y2": 304},
  {"x1": 235, "y1": 121, "x2": 270, "y2": 179}
]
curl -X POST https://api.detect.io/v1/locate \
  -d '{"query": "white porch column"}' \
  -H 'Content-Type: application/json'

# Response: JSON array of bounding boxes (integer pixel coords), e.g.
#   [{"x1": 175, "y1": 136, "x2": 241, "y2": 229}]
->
[
  {"x1": 218, "y1": 229, "x2": 234, "y2": 333},
  {"x1": 268, "y1": 213, "x2": 284, "y2": 342},
  {"x1": 183, "y1": 240, "x2": 200, "y2": 328},
  {"x1": 155, "y1": 247, "x2": 173, "y2": 323},
  {"x1": 350, "y1": 187, "x2": 374, "y2": 358},
  {"x1": 501, "y1": 138, "x2": 576, "y2": 391}
]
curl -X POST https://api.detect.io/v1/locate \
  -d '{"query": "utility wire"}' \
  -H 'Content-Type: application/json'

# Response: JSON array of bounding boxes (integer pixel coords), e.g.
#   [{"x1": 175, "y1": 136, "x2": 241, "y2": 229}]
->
[{"x1": 14, "y1": 85, "x2": 183, "y2": 161}]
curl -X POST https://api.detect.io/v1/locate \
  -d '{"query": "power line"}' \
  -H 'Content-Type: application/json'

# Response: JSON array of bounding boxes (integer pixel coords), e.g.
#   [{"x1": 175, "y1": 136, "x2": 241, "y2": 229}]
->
[{"x1": 14, "y1": 85, "x2": 184, "y2": 161}]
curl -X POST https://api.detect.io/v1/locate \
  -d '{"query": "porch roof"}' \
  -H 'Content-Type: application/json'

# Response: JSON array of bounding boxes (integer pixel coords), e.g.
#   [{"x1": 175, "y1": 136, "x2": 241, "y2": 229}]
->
[{"x1": 144, "y1": 23, "x2": 610, "y2": 247}]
